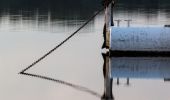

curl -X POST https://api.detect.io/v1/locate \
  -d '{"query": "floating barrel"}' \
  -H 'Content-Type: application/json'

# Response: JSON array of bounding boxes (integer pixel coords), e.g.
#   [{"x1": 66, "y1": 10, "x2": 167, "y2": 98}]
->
[{"x1": 110, "y1": 27, "x2": 170, "y2": 56}]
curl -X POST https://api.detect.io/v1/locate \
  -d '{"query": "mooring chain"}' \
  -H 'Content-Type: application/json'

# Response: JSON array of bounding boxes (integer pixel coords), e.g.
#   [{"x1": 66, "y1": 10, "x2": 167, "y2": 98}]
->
[
  {"x1": 19, "y1": 8, "x2": 104, "y2": 73},
  {"x1": 19, "y1": 7, "x2": 105, "y2": 98},
  {"x1": 19, "y1": 0, "x2": 115, "y2": 97}
]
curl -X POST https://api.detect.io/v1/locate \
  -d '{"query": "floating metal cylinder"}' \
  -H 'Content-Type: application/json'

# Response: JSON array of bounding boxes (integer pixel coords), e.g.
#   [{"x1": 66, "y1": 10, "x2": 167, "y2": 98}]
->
[{"x1": 110, "y1": 27, "x2": 170, "y2": 51}]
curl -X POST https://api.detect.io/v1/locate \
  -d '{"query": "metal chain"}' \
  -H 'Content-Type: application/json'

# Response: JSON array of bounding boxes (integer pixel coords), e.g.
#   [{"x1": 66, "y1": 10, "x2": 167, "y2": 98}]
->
[{"x1": 19, "y1": 8, "x2": 104, "y2": 73}]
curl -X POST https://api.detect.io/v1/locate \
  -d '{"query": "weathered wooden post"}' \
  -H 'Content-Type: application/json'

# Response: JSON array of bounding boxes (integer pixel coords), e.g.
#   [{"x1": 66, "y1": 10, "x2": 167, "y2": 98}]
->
[{"x1": 103, "y1": 0, "x2": 114, "y2": 49}]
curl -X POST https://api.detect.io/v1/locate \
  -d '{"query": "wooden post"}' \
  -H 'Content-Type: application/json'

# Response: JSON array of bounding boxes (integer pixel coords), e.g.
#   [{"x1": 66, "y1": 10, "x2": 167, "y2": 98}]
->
[
  {"x1": 111, "y1": 1, "x2": 114, "y2": 26},
  {"x1": 104, "y1": 0, "x2": 114, "y2": 49}
]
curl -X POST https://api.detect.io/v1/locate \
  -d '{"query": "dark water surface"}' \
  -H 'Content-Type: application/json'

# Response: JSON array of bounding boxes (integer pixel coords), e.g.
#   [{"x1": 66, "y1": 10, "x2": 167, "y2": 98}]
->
[{"x1": 1, "y1": 0, "x2": 170, "y2": 100}]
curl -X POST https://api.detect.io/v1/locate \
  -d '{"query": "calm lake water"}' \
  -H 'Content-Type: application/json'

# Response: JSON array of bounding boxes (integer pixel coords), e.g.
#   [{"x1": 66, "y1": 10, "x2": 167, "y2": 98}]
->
[{"x1": 1, "y1": 1, "x2": 170, "y2": 100}]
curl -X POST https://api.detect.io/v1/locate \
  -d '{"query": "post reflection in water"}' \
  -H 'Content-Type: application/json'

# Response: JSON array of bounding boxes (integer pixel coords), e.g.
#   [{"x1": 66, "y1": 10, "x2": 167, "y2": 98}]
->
[
  {"x1": 102, "y1": 53, "x2": 114, "y2": 100},
  {"x1": 102, "y1": 53, "x2": 170, "y2": 100}
]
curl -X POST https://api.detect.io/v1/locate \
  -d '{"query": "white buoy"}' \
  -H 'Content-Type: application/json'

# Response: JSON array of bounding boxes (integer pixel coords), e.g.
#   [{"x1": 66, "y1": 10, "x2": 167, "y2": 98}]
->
[{"x1": 110, "y1": 27, "x2": 170, "y2": 51}]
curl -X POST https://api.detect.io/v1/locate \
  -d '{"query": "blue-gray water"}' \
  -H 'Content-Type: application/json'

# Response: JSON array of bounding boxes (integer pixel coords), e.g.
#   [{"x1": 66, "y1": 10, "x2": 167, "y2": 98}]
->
[{"x1": 1, "y1": 1, "x2": 170, "y2": 100}]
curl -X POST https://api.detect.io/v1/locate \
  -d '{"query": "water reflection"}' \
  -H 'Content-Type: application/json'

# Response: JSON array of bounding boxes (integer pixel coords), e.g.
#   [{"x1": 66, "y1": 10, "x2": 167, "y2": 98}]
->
[
  {"x1": 0, "y1": 9, "x2": 95, "y2": 33},
  {"x1": 102, "y1": 53, "x2": 170, "y2": 100},
  {"x1": 102, "y1": 53, "x2": 114, "y2": 100},
  {"x1": 1, "y1": 0, "x2": 170, "y2": 32},
  {"x1": 111, "y1": 57, "x2": 170, "y2": 80},
  {"x1": 20, "y1": 72, "x2": 101, "y2": 98}
]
